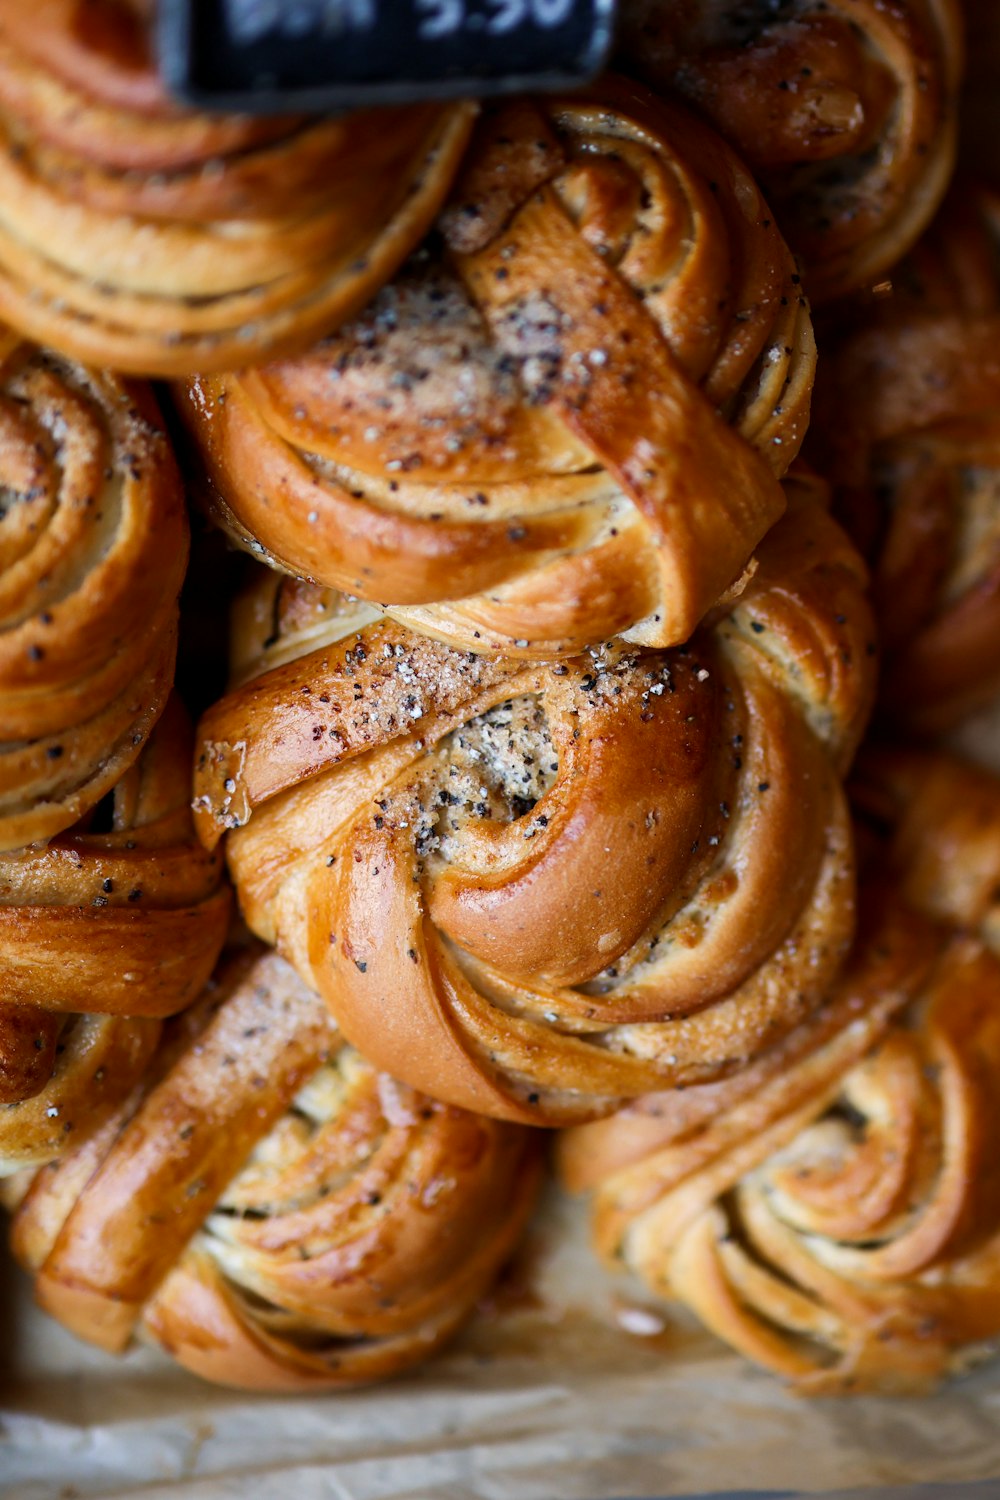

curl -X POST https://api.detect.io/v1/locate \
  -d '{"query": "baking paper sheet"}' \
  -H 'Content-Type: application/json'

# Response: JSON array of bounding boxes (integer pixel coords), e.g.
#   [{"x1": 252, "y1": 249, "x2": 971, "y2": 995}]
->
[{"x1": 5, "y1": 703, "x2": 1000, "y2": 1500}]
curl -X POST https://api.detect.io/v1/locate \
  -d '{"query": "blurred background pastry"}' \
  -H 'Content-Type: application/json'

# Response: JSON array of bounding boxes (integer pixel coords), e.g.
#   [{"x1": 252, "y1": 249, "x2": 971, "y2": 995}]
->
[
  {"x1": 814, "y1": 184, "x2": 1000, "y2": 735},
  {"x1": 616, "y1": 0, "x2": 963, "y2": 303},
  {"x1": 0, "y1": 0, "x2": 476, "y2": 374}
]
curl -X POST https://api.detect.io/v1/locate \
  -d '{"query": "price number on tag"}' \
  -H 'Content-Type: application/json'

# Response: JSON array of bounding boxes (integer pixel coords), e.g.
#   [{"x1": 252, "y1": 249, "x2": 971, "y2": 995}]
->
[
  {"x1": 416, "y1": 0, "x2": 576, "y2": 39},
  {"x1": 160, "y1": 0, "x2": 615, "y2": 110}
]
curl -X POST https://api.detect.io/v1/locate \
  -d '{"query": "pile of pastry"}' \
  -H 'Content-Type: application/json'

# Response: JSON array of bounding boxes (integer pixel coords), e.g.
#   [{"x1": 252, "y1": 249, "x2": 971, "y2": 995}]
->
[{"x1": 1, "y1": 0, "x2": 999, "y2": 1398}]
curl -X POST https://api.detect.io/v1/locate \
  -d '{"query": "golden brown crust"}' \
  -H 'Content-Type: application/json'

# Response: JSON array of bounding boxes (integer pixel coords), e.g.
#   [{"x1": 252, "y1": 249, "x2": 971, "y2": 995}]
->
[
  {"x1": 0, "y1": 340, "x2": 186, "y2": 849},
  {"x1": 816, "y1": 186, "x2": 1000, "y2": 734},
  {"x1": 0, "y1": 1, "x2": 284, "y2": 164},
  {"x1": 852, "y1": 744, "x2": 1000, "y2": 940},
  {"x1": 175, "y1": 79, "x2": 815, "y2": 657},
  {"x1": 0, "y1": 2, "x2": 475, "y2": 375},
  {"x1": 562, "y1": 750, "x2": 1000, "y2": 1394},
  {"x1": 194, "y1": 479, "x2": 875, "y2": 1125},
  {"x1": 0, "y1": 696, "x2": 230, "y2": 1171},
  {"x1": 0, "y1": 1011, "x2": 160, "y2": 1178},
  {"x1": 558, "y1": 889, "x2": 939, "y2": 1197},
  {"x1": 618, "y1": 0, "x2": 963, "y2": 304},
  {"x1": 9, "y1": 947, "x2": 541, "y2": 1390}
]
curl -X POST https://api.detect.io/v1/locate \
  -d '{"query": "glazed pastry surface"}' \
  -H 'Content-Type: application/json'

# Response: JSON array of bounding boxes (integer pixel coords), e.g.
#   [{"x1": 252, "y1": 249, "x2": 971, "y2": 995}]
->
[
  {"x1": 6, "y1": 946, "x2": 541, "y2": 1390},
  {"x1": 0, "y1": 0, "x2": 475, "y2": 373},
  {"x1": 195, "y1": 479, "x2": 875, "y2": 1124},
  {"x1": 177, "y1": 79, "x2": 814, "y2": 658},
  {"x1": 560, "y1": 749, "x2": 1000, "y2": 1394},
  {"x1": 617, "y1": 0, "x2": 963, "y2": 302},
  {"x1": 0, "y1": 697, "x2": 230, "y2": 1173}
]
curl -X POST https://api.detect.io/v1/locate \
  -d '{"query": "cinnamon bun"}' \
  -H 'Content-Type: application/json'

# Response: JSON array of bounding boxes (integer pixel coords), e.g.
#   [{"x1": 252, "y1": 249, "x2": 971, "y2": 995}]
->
[
  {"x1": 5, "y1": 946, "x2": 541, "y2": 1389},
  {"x1": 176, "y1": 80, "x2": 814, "y2": 658},
  {"x1": 816, "y1": 185, "x2": 1000, "y2": 732},
  {"x1": 617, "y1": 0, "x2": 963, "y2": 303},
  {"x1": 561, "y1": 749, "x2": 1000, "y2": 1393},
  {"x1": 0, "y1": 0, "x2": 475, "y2": 374},
  {"x1": 193, "y1": 478, "x2": 875, "y2": 1125},
  {"x1": 0, "y1": 696, "x2": 230, "y2": 1172},
  {"x1": 0, "y1": 338, "x2": 186, "y2": 850}
]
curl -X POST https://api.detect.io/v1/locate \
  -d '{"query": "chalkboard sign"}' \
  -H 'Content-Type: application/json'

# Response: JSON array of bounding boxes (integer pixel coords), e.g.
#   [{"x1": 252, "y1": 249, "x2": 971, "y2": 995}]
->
[{"x1": 158, "y1": 0, "x2": 615, "y2": 111}]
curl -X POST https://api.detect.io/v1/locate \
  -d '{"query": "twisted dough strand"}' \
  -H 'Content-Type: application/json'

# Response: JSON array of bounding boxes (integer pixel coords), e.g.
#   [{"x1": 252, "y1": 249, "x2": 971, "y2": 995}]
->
[
  {"x1": 0, "y1": 1, "x2": 475, "y2": 374},
  {"x1": 618, "y1": 0, "x2": 963, "y2": 303},
  {"x1": 562, "y1": 750, "x2": 1000, "y2": 1394},
  {"x1": 817, "y1": 185, "x2": 1000, "y2": 732},
  {"x1": 177, "y1": 80, "x2": 814, "y2": 658},
  {"x1": 0, "y1": 696, "x2": 230, "y2": 1172},
  {"x1": 195, "y1": 478, "x2": 875, "y2": 1125},
  {"x1": 5, "y1": 947, "x2": 541, "y2": 1390},
  {"x1": 0, "y1": 339, "x2": 186, "y2": 849}
]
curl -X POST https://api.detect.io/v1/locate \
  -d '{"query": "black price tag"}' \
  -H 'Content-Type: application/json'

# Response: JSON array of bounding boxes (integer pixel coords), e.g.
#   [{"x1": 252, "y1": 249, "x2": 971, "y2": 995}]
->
[{"x1": 158, "y1": 0, "x2": 615, "y2": 112}]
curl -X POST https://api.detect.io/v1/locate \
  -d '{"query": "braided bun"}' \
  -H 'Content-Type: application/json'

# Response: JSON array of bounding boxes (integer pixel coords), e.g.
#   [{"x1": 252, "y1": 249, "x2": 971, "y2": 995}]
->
[
  {"x1": 0, "y1": 695, "x2": 230, "y2": 1172},
  {"x1": 618, "y1": 0, "x2": 963, "y2": 304},
  {"x1": 561, "y1": 750, "x2": 1000, "y2": 1394},
  {"x1": 0, "y1": 0, "x2": 475, "y2": 374},
  {"x1": 0, "y1": 338, "x2": 186, "y2": 850},
  {"x1": 194, "y1": 477, "x2": 875, "y2": 1125},
  {"x1": 817, "y1": 185, "x2": 1000, "y2": 733},
  {"x1": 5, "y1": 947, "x2": 540, "y2": 1390},
  {"x1": 176, "y1": 80, "x2": 814, "y2": 659}
]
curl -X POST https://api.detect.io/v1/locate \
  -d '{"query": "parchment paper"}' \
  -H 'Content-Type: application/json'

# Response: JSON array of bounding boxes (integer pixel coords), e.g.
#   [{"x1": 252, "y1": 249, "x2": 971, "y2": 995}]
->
[{"x1": 5, "y1": 702, "x2": 1000, "y2": 1500}]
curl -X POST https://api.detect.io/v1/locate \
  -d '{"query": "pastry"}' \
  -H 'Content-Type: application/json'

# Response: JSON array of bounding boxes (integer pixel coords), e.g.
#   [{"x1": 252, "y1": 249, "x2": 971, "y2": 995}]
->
[
  {"x1": 0, "y1": 0, "x2": 476, "y2": 374},
  {"x1": 176, "y1": 80, "x2": 814, "y2": 658},
  {"x1": 617, "y1": 0, "x2": 963, "y2": 303},
  {"x1": 0, "y1": 336, "x2": 186, "y2": 850},
  {"x1": 560, "y1": 749, "x2": 1000, "y2": 1394},
  {"x1": 852, "y1": 743, "x2": 1000, "y2": 942},
  {"x1": 815, "y1": 185, "x2": 1000, "y2": 733},
  {"x1": 4, "y1": 946, "x2": 541, "y2": 1390},
  {"x1": 0, "y1": 696, "x2": 230, "y2": 1173},
  {"x1": 193, "y1": 476, "x2": 876, "y2": 1125}
]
